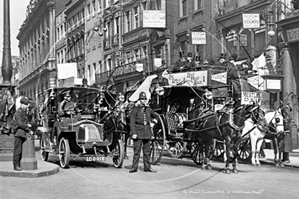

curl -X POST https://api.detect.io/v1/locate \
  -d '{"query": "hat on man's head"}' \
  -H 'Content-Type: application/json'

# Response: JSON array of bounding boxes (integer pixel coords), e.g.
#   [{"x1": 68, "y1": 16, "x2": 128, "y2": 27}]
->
[
  {"x1": 179, "y1": 51, "x2": 185, "y2": 58},
  {"x1": 20, "y1": 97, "x2": 29, "y2": 105},
  {"x1": 138, "y1": 91, "x2": 147, "y2": 100},
  {"x1": 219, "y1": 53, "x2": 227, "y2": 60},
  {"x1": 63, "y1": 91, "x2": 71, "y2": 97},
  {"x1": 187, "y1": 52, "x2": 193, "y2": 57}
]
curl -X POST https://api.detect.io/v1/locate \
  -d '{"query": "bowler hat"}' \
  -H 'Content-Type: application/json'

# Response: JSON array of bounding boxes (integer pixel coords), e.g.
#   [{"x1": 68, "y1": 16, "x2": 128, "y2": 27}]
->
[
  {"x1": 138, "y1": 92, "x2": 147, "y2": 100},
  {"x1": 187, "y1": 52, "x2": 193, "y2": 57},
  {"x1": 219, "y1": 53, "x2": 227, "y2": 60},
  {"x1": 179, "y1": 51, "x2": 185, "y2": 58},
  {"x1": 20, "y1": 97, "x2": 29, "y2": 105}
]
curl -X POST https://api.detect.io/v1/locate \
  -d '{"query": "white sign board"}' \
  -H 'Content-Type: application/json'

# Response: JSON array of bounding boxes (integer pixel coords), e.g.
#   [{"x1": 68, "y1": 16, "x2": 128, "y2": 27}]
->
[
  {"x1": 247, "y1": 75, "x2": 265, "y2": 90},
  {"x1": 143, "y1": 10, "x2": 166, "y2": 28},
  {"x1": 57, "y1": 63, "x2": 77, "y2": 79},
  {"x1": 212, "y1": 72, "x2": 227, "y2": 84},
  {"x1": 241, "y1": 91, "x2": 262, "y2": 105},
  {"x1": 154, "y1": 58, "x2": 162, "y2": 67},
  {"x1": 191, "y1": 32, "x2": 206, "y2": 45},
  {"x1": 136, "y1": 63, "x2": 143, "y2": 72},
  {"x1": 163, "y1": 71, "x2": 208, "y2": 87},
  {"x1": 243, "y1": 13, "x2": 260, "y2": 29},
  {"x1": 265, "y1": 79, "x2": 281, "y2": 90}
]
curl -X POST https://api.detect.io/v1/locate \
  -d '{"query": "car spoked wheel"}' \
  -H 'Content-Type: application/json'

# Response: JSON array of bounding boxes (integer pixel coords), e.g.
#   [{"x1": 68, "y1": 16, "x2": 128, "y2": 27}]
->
[
  {"x1": 40, "y1": 137, "x2": 49, "y2": 161},
  {"x1": 59, "y1": 138, "x2": 70, "y2": 168},
  {"x1": 112, "y1": 139, "x2": 124, "y2": 168}
]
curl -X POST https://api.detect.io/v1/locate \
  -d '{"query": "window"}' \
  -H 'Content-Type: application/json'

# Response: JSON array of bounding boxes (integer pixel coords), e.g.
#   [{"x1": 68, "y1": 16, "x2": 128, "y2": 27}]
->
[
  {"x1": 133, "y1": 6, "x2": 139, "y2": 29},
  {"x1": 92, "y1": 0, "x2": 96, "y2": 16},
  {"x1": 125, "y1": 11, "x2": 130, "y2": 32},
  {"x1": 180, "y1": 0, "x2": 187, "y2": 17},
  {"x1": 134, "y1": 49, "x2": 139, "y2": 61},
  {"x1": 194, "y1": 0, "x2": 203, "y2": 11},
  {"x1": 87, "y1": 4, "x2": 91, "y2": 19},
  {"x1": 142, "y1": 1, "x2": 148, "y2": 10},
  {"x1": 97, "y1": 0, "x2": 101, "y2": 13},
  {"x1": 115, "y1": 17, "x2": 120, "y2": 35}
]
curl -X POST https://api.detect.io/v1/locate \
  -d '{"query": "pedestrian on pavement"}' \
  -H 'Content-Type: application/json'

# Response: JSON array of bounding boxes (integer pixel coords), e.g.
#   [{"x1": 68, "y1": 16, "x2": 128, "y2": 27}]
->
[
  {"x1": 129, "y1": 91, "x2": 159, "y2": 173},
  {"x1": 12, "y1": 97, "x2": 33, "y2": 171}
]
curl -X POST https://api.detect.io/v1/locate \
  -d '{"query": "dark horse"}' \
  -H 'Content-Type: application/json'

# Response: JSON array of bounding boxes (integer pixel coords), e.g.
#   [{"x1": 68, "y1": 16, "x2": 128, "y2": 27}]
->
[{"x1": 187, "y1": 101, "x2": 261, "y2": 173}]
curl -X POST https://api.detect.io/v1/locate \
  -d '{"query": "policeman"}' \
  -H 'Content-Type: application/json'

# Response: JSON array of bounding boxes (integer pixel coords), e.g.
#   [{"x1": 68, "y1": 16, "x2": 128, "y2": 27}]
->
[
  {"x1": 129, "y1": 91, "x2": 158, "y2": 173},
  {"x1": 13, "y1": 97, "x2": 33, "y2": 171}
]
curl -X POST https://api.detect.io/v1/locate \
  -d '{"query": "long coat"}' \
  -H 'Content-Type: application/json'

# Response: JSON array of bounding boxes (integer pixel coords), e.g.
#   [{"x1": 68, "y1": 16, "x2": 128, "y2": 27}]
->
[
  {"x1": 130, "y1": 105, "x2": 158, "y2": 140},
  {"x1": 14, "y1": 107, "x2": 30, "y2": 138}
]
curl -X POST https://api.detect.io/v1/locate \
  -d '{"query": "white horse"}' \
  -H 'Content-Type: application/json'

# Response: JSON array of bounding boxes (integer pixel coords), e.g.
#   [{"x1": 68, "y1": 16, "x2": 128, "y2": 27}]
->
[{"x1": 241, "y1": 108, "x2": 285, "y2": 166}]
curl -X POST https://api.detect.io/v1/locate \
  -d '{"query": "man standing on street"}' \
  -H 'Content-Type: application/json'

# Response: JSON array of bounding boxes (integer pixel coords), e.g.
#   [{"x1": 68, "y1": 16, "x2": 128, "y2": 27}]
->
[
  {"x1": 129, "y1": 91, "x2": 158, "y2": 173},
  {"x1": 13, "y1": 97, "x2": 32, "y2": 171}
]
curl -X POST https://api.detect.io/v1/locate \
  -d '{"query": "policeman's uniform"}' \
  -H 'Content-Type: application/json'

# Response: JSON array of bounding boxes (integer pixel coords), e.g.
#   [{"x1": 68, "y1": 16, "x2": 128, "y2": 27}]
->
[{"x1": 129, "y1": 92, "x2": 158, "y2": 173}]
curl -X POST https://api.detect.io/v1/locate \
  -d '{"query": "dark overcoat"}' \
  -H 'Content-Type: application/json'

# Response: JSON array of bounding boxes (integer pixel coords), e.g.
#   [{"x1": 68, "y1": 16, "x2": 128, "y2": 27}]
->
[
  {"x1": 14, "y1": 107, "x2": 30, "y2": 138},
  {"x1": 130, "y1": 105, "x2": 158, "y2": 140}
]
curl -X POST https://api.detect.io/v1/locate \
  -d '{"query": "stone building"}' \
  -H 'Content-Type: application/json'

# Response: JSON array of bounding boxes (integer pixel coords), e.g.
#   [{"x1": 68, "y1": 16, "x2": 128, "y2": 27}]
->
[
  {"x1": 65, "y1": 0, "x2": 85, "y2": 77},
  {"x1": 17, "y1": 0, "x2": 56, "y2": 99}
]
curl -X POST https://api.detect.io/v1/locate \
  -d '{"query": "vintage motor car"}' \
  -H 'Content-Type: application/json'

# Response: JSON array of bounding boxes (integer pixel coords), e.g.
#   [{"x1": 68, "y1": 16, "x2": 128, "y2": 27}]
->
[{"x1": 37, "y1": 87, "x2": 125, "y2": 168}]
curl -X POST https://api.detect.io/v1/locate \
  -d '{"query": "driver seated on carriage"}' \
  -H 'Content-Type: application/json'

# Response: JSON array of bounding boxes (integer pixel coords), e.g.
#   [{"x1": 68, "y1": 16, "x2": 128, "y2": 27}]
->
[{"x1": 58, "y1": 91, "x2": 79, "y2": 126}]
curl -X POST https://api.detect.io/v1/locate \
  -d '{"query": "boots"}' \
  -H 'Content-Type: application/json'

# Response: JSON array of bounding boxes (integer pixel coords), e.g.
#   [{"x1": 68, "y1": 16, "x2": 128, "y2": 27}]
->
[
  {"x1": 282, "y1": 152, "x2": 290, "y2": 163},
  {"x1": 13, "y1": 164, "x2": 22, "y2": 171}
]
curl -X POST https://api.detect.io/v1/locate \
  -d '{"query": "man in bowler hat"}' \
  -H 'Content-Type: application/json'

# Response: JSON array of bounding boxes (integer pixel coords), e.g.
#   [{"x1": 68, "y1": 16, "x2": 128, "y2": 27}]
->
[
  {"x1": 173, "y1": 51, "x2": 187, "y2": 72},
  {"x1": 129, "y1": 91, "x2": 159, "y2": 173},
  {"x1": 13, "y1": 97, "x2": 32, "y2": 171}
]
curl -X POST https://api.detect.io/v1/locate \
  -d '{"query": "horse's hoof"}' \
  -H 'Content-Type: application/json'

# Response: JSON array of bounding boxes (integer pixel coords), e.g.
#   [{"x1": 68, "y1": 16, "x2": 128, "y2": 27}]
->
[
  {"x1": 280, "y1": 163, "x2": 285, "y2": 168},
  {"x1": 232, "y1": 169, "x2": 238, "y2": 173},
  {"x1": 251, "y1": 163, "x2": 256, "y2": 166},
  {"x1": 256, "y1": 163, "x2": 261, "y2": 167},
  {"x1": 201, "y1": 165, "x2": 205, "y2": 170},
  {"x1": 275, "y1": 163, "x2": 280, "y2": 167},
  {"x1": 223, "y1": 169, "x2": 231, "y2": 174},
  {"x1": 207, "y1": 165, "x2": 212, "y2": 171}
]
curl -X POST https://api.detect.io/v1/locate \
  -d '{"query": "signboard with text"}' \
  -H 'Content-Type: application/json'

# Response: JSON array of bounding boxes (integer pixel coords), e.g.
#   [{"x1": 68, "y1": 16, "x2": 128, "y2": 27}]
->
[
  {"x1": 212, "y1": 72, "x2": 227, "y2": 84},
  {"x1": 163, "y1": 71, "x2": 208, "y2": 87},
  {"x1": 143, "y1": 10, "x2": 166, "y2": 28},
  {"x1": 241, "y1": 91, "x2": 262, "y2": 105},
  {"x1": 191, "y1": 32, "x2": 206, "y2": 45},
  {"x1": 243, "y1": 13, "x2": 260, "y2": 29}
]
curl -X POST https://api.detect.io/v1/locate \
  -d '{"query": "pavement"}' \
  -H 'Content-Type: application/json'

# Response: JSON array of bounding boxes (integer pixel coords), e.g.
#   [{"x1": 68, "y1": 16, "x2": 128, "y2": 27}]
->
[
  {"x1": 0, "y1": 145, "x2": 59, "y2": 178},
  {"x1": 258, "y1": 149, "x2": 299, "y2": 168}
]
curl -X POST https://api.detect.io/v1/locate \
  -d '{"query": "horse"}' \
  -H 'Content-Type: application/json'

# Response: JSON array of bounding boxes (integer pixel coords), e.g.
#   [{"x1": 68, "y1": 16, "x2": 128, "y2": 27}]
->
[
  {"x1": 241, "y1": 104, "x2": 292, "y2": 167},
  {"x1": 187, "y1": 101, "x2": 262, "y2": 173}
]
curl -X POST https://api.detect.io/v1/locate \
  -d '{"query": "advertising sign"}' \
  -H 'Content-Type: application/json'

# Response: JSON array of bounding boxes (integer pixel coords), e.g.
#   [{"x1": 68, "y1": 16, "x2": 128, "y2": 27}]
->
[
  {"x1": 191, "y1": 32, "x2": 206, "y2": 45},
  {"x1": 265, "y1": 79, "x2": 281, "y2": 90},
  {"x1": 143, "y1": 10, "x2": 166, "y2": 28},
  {"x1": 163, "y1": 71, "x2": 208, "y2": 87},
  {"x1": 154, "y1": 58, "x2": 162, "y2": 67},
  {"x1": 212, "y1": 72, "x2": 227, "y2": 84},
  {"x1": 136, "y1": 63, "x2": 143, "y2": 72},
  {"x1": 243, "y1": 13, "x2": 260, "y2": 29},
  {"x1": 241, "y1": 91, "x2": 262, "y2": 105}
]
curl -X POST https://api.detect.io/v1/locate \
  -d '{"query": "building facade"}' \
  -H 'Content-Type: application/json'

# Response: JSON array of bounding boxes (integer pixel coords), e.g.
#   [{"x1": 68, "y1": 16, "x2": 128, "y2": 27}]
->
[
  {"x1": 85, "y1": 0, "x2": 105, "y2": 87},
  {"x1": 65, "y1": 0, "x2": 85, "y2": 78},
  {"x1": 17, "y1": 0, "x2": 56, "y2": 100}
]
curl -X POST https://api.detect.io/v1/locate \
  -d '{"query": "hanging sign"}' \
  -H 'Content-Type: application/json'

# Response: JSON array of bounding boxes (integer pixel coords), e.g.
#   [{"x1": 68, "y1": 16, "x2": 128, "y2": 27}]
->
[
  {"x1": 163, "y1": 71, "x2": 208, "y2": 87},
  {"x1": 241, "y1": 91, "x2": 262, "y2": 105},
  {"x1": 154, "y1": 58, "x2": 162, "y2": 67},
  {"x1": 243, "y1": 13, "x2": 260, "y2": 29},
  {"x1": 212, "y1": 72, "x2": 227, "y2": 84},
  {"x1": 136, "y1": 63, "x2": 143, "y2": 72},
  {"x1": 191, "y1": 32, "x2": 206, "y2": 45}
]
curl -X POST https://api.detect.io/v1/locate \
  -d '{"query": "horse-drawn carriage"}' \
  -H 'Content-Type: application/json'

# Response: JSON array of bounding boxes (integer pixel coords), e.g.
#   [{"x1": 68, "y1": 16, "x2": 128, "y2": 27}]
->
[
  {"x1": 37, "y1": 87, "x2": 125, "y2": 168},
  {"x1": 137, "y1": 66, "x2": 235, "y2": 166}
]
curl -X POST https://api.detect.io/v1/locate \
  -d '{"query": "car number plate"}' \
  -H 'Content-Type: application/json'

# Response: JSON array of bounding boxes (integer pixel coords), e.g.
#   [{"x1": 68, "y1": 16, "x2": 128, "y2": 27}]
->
[{"x1": 86, "y1": 156, "x2": 106, "y2": 162}]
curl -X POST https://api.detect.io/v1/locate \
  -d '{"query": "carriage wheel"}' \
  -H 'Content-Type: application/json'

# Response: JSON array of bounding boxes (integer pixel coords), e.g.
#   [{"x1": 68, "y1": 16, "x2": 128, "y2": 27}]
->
[
  {"x1": 59, "y1": 138, "x2": 70, "y2": 168},
  {"x1": 189, "y1": 142, "x2": 202, "y2": 165},
  {"x1": 112, "y1": 139, "x2": 124, "y2": 168},
  {"x1": 150, "y1": 113, "x2": 166, "y2": 165},
  {"x1": 40, "y1": 137, "x2": 49, "y2": 161},
  {"x1": 238, "y1": 138, "x2": 251, "y2": 163},
  {"x1": 166, "y1": 140, "x2": 185, "y2": 158}
]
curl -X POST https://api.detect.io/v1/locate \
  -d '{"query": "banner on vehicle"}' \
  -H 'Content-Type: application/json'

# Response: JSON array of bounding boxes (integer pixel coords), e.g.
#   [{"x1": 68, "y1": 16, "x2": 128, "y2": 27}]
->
[
  {"x1": 212, "y1": 72, "x2": 227, "y2": 84},
  {"x1": 163, "y1": 71, "x2": 208, "y2": 87},
  {"x1": 241, "y1": 91, "x2": 262, "y2": 105}
]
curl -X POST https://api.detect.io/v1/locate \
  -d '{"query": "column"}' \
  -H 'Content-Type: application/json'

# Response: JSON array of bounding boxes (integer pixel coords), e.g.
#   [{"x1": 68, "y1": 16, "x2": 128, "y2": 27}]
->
[
  {"x1": 47, "y1": 0, "x2": 55, "y2": 61},
  {"x1": 282, "y1": 44, "x2": 298, "y2": 125}
]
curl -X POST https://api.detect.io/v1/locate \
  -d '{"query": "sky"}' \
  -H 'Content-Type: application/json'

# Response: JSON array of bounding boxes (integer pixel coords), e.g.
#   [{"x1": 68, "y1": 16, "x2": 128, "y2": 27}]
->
[{"x1": 0, "y1": 0, "x2": 29, "y2": 57}]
